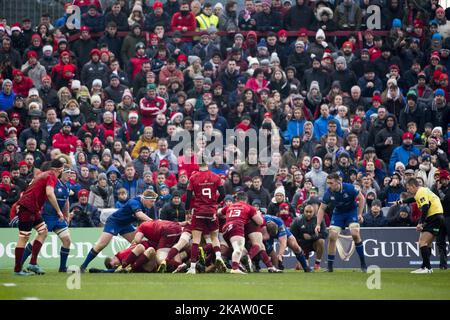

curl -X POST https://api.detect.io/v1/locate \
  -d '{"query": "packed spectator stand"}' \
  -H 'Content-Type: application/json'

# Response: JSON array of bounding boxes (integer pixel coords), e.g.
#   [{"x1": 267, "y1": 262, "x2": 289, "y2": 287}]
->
[{"x1": 0, "y1": 0, "x2": 449, "y2": 237}]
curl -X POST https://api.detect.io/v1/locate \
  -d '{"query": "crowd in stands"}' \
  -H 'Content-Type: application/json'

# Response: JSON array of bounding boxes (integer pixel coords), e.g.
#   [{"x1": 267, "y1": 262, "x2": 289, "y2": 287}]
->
[{"x1": 0, "y1": 0, "x2": 449, "y2": 231}]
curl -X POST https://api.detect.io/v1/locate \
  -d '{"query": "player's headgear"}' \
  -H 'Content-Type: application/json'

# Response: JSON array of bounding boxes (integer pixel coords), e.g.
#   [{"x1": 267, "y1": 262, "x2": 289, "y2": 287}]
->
[{"x1": 142, "y1": 190, "x2": 158, "y2": 200}]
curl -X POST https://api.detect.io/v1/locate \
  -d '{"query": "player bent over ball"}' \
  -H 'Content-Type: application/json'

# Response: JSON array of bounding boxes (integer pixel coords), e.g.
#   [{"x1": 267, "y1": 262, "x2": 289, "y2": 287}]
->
[
  {"x1": 105, "y1": 241, "x2": 158, "y2": 273},
  {"x1": 315, "y1": 173, "x2": 367, "y2": 272},
  {"x1": 262, "y1": 215, "x2": 310, "y2": 272},
  {"x1": 132, "y1": 220, "x2": 183, "y2": 272},
  {"x1": 80, "y1": 190, "x2": 157, "y2": 271},
  {"x1": 220, "y1": 192, "x2": 264, "y2": 274}
]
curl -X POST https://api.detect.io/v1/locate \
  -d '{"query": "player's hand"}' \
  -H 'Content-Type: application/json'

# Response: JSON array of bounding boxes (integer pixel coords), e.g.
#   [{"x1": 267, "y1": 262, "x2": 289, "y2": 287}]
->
[
  {"x1": 314, "y1": 225, "x2": 321, "y2": 235},
  {"x1": 57, "y1": 211, "x2": 64, "y2": 221},
  {"x1": 416, "y1": 224, "x2": 423, "y2": 232},
  {"x1": 358, "y1": 215, "x2": 364, "y2": 223}
]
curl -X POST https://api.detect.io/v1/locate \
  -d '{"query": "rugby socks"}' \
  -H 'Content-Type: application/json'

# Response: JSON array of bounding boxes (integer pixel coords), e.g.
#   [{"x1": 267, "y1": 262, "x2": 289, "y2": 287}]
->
[
  {"x1": 213, "y1": 246, "x2": 221, "y2": 260},
  {"x1": 355, "y1": 242, "x2": 366, "y2": 266},
  {"x1": 132, "y1": 254, "x2": 149, "y2": 271},
  {"x1": 122, "y1": 252, "x2": 138, "y2": 268},
  {"x1": 248, "y1": 244, "x2": 261, "y2": 259},
  {"x1": 204, "y1": 243, "x2": 213, "y2": 255},
  {"x1": 59, "y1": 247, "x2": 70, "y2": 271},
  {"x1": 14, "y1": 247, "x2": 25, "y2": 272},
  {"x1": 30, "y1": 240, "x2": 43, "y2": 265},
  {"x1": 295, "y1": 253, "x2": 308, "y2": 271},
  {"x1": 21, "y1": 242, "x2": 33, "y2": 265},
  {"x1": 315, "y1": 259, "x2": 321, "y2": 267},
  {"x1": 260, "y1": 251, "x2": 273, "y2": 268},
  {"x1": 420, "y1": 246, "x2": 431, "y2": 269},
  {"x1": 191, "y1": 243, "x2": 199, "y2": 263},
  {"x1": 166, "y1": 247, "x2": 180, "y2": 267},
  {"x1": 232, "y1": 261, "x2": 240, "y2": 270},
  {"x1": 81, "y1": 248, "x2": 98, "y2": 270},
  {"x1": 327, "y1": 254, "x2": 335, "y2": 271}
]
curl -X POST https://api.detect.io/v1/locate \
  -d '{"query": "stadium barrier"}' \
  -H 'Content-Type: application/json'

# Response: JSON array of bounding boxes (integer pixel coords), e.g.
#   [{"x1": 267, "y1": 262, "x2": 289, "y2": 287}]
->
[{"x1": 0, "y1": 227, "x2": 447, "y2": 269}]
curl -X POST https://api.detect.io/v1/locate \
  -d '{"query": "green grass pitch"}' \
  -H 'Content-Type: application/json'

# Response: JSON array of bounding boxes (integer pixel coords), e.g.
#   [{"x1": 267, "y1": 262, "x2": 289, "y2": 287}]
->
[{"x1": 1, "y1": 269, "x2": 450, "y2": 300}]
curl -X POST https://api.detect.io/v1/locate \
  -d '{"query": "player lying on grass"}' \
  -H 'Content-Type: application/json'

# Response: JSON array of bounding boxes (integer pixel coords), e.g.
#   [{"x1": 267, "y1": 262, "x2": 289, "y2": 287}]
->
[
  {"x1": 104, "y1": 241, "x2": 158, "y2": 273},
  {"x1": 80, "y1": 190, "x2": 157, "y2": 271},
  {"x1": 315, "y1": 173, "x2": 367, "y2": 272},
  {"x1": 262, "y1": 214, "x2": 310, "y2": 272},
  {"x1": 21, "y1": 165, "x2": 73, "y2": 273},
  {"x1": 394, "y1": 178, "x2": 444, "y2": 274}
]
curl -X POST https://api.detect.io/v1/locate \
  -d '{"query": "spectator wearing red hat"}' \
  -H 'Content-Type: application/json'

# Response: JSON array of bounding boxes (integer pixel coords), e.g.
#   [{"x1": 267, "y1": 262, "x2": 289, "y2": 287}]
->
[
  {"x1": 0, "y1": 170, "x2": 20, "y2": 206},
  {"x1": 20, "y1": 50, "x2": 47, "y2": 89},
  {"x1": 10, "y1": 23, "x2": 27, "y2": 54},
  {"x1": 11, "y1": 69, "x2": 34, "y2": 98},
  {"x1": 72, "y1": 25, "x2": 97, "y2": 69},
  {"x1": 144, "y1": 1, "x2": 170, "y2": 32},
  {"x1": 51, "y1": 50, "x2": 78, "y2": 89},
  {"x1": 23, "y1": 34, "x2": 43, "y2": 62},
  {"x1": 69, "y1": 188, "x2": 101, "y2": 228},
  {"x1": 80, "y1": 48, "x2": 109, "y2": 89},
  {"x1": 39, "y1": 75, "x2": 58, "y2": 109},
  {"x1": 73, "y1": 0, "x2": 102, "y2": 15},
  {"x1": 153, "y1": 158, "x2": 178, "y2": 188},
  {"x1": 389, "y1": 131, "x2": 421, "y2": 174},
  {"x1": 424, "y1": 51, "x2": 444, "y2": 81}
]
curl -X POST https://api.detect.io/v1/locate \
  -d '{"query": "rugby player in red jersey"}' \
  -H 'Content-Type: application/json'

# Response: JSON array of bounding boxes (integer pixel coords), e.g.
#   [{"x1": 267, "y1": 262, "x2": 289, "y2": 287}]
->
[
  {"x1": 221, "y1": 192, "x2": 264, "y2": 274},
  {"x1": 104, "y1": 241, "x2": 157, "y2": 273},
  {"x1": 12, "y1": 159, "x2": 65, "y2": 275},
  {"x1": 185, "y1": 161, "x2": 226, "y2": 274},
  {"x1": 133, "y1": 220, "x2": 183, "y2": 269}
]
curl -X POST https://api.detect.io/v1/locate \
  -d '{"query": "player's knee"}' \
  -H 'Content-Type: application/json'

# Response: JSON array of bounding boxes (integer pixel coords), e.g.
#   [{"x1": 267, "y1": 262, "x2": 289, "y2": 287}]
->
[
  {"x1": 349, "y1": 223, "x2": 360, "y2": 232},
  {"x1": 145, "y1": 247, "x2": 156, "y2": 257},
  {"x1": 316, "y1": 238, "x2": 325, "y2": 245},
  {"x1": 135, "y1": 244, "x2": 145, "y2": 254},
  {"x1": 36, "y1": 224, "x2": 48, "y2": 236}
]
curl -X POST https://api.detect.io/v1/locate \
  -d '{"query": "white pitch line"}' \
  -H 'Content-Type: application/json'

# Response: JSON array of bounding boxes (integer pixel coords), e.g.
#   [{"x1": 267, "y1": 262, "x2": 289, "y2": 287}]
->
[
  {"x1": 2, "y1": 283, "x2": 17, "y2": 287},
  {"x1": 22, "y1": 297, "x2": 40, "y2": 300}
]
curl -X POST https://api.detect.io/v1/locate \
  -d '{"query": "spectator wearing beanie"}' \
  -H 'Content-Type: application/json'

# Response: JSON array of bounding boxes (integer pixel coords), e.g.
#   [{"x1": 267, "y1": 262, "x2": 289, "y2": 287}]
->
[
  {"x1": 20, "y1": 50, "x2": 47, "y2": 90},
  {"x1": 159, "y1": 190, "x2": 186, "y2": 222},
  {"x1": 69, "y1": 188, "x2": 101, "y2": 228},
  {"x1": 388, "y1": 132, "x2": 420, "y2": 174},
  {"x1": 374, "y1": 114, "x2": 403, "y2": 164},
  {"x1": 399, "y1": 90, "x2": 424, "y2": 132},
  {"x1": 361, "y1": 199, "x2": 387, "y2": 227},
  {"x1": 88, "y1": 172, "x2": 114, "y2": 209},
  {"x1": 0, "y1": 170, "x2": 21, "y2": 206}
]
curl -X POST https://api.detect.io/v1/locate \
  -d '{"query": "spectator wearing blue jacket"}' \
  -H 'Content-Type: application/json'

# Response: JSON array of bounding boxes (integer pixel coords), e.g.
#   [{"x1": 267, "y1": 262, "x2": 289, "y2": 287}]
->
[
  {"x1": 388, "y1": 132, "x2": 420, "y2": 174},
  {"x1": 121, "y1": 164, "x2": 145, "y2": 199},
  {"x1": 362, "y1": 199, "x2": 388, "y2": 227},
  {"x1": 285, "y1": 107, "x2": 306, "y2": 142},
  {"x1": 313, "y1": 104, "x2": 343, "y2": 141},
  {"x1": 0, "y1": 80, "x2": 16, "y2": 111},
  {"x1": 81, "y1": 5, "x2": 105, "y2": 33}
]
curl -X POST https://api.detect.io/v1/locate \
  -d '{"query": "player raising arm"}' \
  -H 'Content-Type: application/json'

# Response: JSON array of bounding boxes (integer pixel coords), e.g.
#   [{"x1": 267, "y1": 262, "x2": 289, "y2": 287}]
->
[
  {"x1": 80, "y1": 190, "x2": 157, "y2": 272},
  {"x1": 12, "y1": 159, "x2": 65, "y2": 275},
  {"x1": 185, "y1": 161, "x2": 227, "y2": 274},
  {"x1": 315, "y1": 173, "x2": 367, "y2": 272},
  {"x1": 394, "y1": 178, "x2": 444, "y2": 274}
]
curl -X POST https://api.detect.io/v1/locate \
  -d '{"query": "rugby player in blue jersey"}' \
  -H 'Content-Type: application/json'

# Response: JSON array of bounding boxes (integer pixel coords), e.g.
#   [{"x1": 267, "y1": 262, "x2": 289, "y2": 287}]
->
[
  {"x1": 80, "y1": 189, "x2": 157, "y2": 271},
  {"x1": 315, "y1": 173, "x2": 367, "y2": 272},
  {"x1": 21, "y1": 166, "x2": 73, "y2": 273},
  {"x1": 262, "y1": 214, "x2": 310, "y2": 272}
]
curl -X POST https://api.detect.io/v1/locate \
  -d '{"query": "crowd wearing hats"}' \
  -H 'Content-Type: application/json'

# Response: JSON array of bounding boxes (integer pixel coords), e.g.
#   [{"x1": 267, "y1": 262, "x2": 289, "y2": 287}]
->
[{"x1": 0, "y1": 0, "x2": 449, "y2": 232}]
